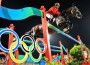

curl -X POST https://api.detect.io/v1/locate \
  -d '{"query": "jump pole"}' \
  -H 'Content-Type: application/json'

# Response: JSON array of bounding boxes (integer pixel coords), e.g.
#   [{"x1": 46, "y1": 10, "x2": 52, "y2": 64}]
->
[
  {"x1": 59, "y1": 41, "x2": 66, "y2": 65},
  {"x1": 7, "y1": 24, "x2": 19, "y2": 65},
  {"x1": 41, "y1": 6, "x2": 52, "y2": 61},
  {"x1": 66, "y1": 48, "x2": 70, "y2": 62}
]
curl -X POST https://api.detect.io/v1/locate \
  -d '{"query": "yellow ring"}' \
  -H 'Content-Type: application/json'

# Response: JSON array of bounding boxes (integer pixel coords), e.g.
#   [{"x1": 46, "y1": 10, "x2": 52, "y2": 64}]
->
[{"x1": 9, "y1": 41, "x2": 28, "y2": 63}]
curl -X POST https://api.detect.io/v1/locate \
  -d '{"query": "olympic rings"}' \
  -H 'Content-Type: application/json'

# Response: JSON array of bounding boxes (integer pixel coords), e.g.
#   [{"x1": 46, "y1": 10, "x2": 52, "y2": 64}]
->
[
  {"x1": 0, "y1": 29, "x2": 45, "y2": 63},
  {"x1": 0, "y1": 52, "x2": 7, "y2": 64},
  {"x1": 9, "y1": 40, "x2": 28, "y2": 63},
  {"x1": 0, "y1": 29, "x2": 20, "y2": 53},
  {"x1": 29, "y1": 43, "x2": 42, "y2": 62},
  {"x1": 21, "y1": 34, "x2": 35, "y2": 53},
  {"x1": 35, "y1": 38, "x2": 47, "y2": 54}
]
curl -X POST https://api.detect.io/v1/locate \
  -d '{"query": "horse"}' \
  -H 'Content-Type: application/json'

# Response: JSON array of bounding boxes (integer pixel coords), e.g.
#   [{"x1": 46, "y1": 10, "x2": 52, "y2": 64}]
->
[
  {"x1": 24, "y1": 16, "x2": 65, "y2": 39},
  {"x1": 22, "y1": 5, "x2": 82, "y2": 42}
]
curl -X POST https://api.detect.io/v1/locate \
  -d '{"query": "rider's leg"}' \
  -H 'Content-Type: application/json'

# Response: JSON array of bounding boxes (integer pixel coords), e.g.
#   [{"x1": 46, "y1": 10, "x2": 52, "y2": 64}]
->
[
  {"x1": 46, "y1": 17, "x2": 51, "y2": 22},
  {"x1": 52, "y1": 17, "x2": 56, "y2": 23},
  {"x1": 46, "y1": 13, "x2": 53, "y2": 22}
]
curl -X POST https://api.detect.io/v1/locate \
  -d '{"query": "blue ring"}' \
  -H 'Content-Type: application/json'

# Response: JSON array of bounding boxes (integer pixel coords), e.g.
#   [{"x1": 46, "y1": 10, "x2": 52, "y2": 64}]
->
[{"x1": 0, "y1": 29, "x2": 20, "y2": 53}]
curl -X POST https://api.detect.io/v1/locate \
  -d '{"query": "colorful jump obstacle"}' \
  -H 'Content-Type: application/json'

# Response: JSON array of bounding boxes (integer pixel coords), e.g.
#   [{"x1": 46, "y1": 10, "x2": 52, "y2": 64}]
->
[{"x1": 0, "y1": 0, "x2": 81, "y2": 62}]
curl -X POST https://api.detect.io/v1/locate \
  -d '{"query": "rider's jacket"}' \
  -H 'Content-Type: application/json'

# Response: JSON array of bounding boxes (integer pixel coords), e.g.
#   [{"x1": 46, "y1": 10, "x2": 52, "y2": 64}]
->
[{"x1": 47, "y1": 6, "x2": 60, "y2": 16}]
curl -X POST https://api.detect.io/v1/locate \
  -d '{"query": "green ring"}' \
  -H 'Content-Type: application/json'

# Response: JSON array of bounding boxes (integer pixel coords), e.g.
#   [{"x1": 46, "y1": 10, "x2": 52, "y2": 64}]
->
[{"x1": 29, "y1": 44, "x2": 42, "y2": 62}]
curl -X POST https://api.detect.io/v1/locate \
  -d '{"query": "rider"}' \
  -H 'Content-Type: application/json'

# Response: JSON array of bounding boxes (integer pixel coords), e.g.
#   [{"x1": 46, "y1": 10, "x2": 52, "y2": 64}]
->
[
  {"x1": 38, "y1": 3, "x2": 61, "y2": 36},
  {"x1": 46, "y1": 3, "x2": 61, "y2": 22}
]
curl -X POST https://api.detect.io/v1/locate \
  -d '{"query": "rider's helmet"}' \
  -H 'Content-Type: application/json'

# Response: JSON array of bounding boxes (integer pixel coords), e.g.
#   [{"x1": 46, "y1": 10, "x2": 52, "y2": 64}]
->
[{"x1": 54, "y1": 3, "x2": 60, "y2": 6}]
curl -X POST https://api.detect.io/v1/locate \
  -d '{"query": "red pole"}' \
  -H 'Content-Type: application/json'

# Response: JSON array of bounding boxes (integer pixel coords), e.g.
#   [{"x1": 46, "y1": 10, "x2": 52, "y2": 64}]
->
[
  {"x1": 0, "y1": 0, "x2": 2, "y2": 6},
  {"x1": 41, "y1": 6, "x2": 52, "y2": 61},
  {"x1": 66, "y1": 48, "x2": 70, "y2": 62},
  {"x1": 77, "y1": 35, "x2": 84, "y2": 57},
  {"x1": 77, "y1": 35, "x2": 83, "y2": 52},
  {"x1": 14, "y1": 50, "x2": 19, "y2": 65},
  {"x1": 83, "y1": 44, "x2": 88, "y2": 64},
  {"x1": 7, "y1": 24, "x2": 19, "y2": 65},
  {"x1": 59, "y1": 41, "x2": 66, "y2": 65},
  {"x1": 7, "y1": 24, "x2": 14, "y2": 65}
]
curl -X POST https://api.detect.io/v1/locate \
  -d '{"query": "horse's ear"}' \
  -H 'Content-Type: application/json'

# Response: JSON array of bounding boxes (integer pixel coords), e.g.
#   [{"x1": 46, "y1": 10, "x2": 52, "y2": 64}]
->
[{"x1": 72, "y1": 3, "x2": 74, "y2": 7}]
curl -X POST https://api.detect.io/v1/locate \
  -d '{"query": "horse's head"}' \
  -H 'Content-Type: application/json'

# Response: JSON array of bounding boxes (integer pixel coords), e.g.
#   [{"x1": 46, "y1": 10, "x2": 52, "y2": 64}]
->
[{"x1": 70, "y1": 5, "x2": 82, "y2": 19}]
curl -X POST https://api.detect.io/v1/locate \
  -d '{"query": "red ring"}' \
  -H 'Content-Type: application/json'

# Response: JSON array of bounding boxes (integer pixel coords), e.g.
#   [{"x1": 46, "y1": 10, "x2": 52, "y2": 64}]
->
[
  {"x1": 35, "y1": 38, "x2": 47, "y2": 54},
  {"x1": 0, "y1": 52, "x2": 8, "y2": 64}
]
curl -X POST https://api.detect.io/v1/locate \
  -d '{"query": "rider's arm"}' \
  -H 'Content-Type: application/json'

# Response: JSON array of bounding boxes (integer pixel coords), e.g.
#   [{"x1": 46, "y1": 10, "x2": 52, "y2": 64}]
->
[{"x1": 55, "y1": 10, "x2": 60, "y2": 16}]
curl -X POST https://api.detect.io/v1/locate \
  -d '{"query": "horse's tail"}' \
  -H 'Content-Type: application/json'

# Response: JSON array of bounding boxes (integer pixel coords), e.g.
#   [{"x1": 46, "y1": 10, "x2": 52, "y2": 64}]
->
[{"x1": 25, "y1": 28, "x2": 34, "y2": 36}]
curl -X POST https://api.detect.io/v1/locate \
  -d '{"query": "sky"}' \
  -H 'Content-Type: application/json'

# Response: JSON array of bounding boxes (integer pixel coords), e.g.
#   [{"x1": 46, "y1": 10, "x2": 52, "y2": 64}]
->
[{"x1": 0, "y1": 0, "x2": 90, "y2": 55}]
